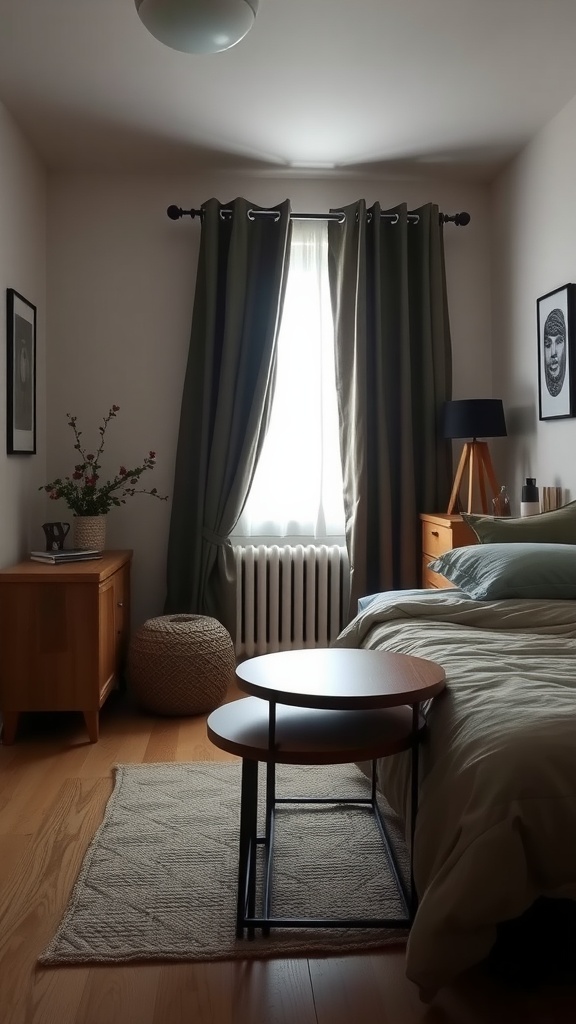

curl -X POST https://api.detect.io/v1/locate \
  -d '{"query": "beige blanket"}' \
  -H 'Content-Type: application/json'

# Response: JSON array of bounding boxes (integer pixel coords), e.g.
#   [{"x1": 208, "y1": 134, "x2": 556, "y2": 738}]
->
[{"x1": 332, "y1": 589, "x2": 576, "y2": 995}]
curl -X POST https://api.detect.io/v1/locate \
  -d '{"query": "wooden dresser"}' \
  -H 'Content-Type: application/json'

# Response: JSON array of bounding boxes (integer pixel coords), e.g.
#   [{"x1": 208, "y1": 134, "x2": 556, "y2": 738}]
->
[
  {"x1": 0, "y1": 549, "x2": 132, "y2": 744},
  {"x1": 420, "y1": 514, "x2": 477, "y2": 589}
]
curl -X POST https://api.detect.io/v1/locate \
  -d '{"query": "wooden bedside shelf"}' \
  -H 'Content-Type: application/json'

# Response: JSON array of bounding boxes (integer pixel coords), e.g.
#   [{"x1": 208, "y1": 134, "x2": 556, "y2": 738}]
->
[{"x1": 0, "y1": 549, "x2": 132, "y2": 744}]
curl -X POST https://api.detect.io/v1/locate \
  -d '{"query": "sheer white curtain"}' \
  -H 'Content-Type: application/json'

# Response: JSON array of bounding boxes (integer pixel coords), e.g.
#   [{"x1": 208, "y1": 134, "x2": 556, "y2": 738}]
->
[{"x1": 233, "y1": 220, "x2": 345, "y2": 545}]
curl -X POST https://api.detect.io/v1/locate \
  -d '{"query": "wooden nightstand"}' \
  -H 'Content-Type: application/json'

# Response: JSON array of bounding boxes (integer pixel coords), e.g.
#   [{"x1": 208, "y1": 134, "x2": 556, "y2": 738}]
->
[
  {"x1": 420, "y1": 513, "x2": 477, "y2": 589},
  {"x1": 0, "y1": 550, "x2": 132, "y2": 744}
]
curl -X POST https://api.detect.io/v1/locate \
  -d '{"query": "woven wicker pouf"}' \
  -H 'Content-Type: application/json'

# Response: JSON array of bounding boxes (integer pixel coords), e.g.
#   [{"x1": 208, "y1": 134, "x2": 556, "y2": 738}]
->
[{"x1": 127, "y1": 613, "x2": 235, "y2": 716}]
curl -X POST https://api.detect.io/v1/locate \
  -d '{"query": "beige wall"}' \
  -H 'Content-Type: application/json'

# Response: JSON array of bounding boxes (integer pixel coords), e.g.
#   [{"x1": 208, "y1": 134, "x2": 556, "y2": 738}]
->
[
  {"x1": 492, "y1": 93, "x2": 576, "y2": 510},
  {"x1": 0, "y1": 101, "x2": 47, "y2": 567},
  {"x1": 46, "y1": 171, "x2": 492, "y2": 628},
  {"x1": 2, "y1": 84, "x2": 574, "y2": 622}
]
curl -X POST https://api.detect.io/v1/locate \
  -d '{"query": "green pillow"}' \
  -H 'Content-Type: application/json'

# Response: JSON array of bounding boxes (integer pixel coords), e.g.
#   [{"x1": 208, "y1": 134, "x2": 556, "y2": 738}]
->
[
  {"x1": 462, "y1": 500, "x2": 576, "y2": 544},
  {"x1": 428, "y1": 543, "x2": 576, "y2": 600}
]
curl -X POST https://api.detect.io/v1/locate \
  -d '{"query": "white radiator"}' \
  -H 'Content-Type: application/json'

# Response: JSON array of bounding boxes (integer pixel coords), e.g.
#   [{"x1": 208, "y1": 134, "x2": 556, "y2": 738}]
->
[{"x1": 233, "y1": 544, "x2": 350, "y2": 657}]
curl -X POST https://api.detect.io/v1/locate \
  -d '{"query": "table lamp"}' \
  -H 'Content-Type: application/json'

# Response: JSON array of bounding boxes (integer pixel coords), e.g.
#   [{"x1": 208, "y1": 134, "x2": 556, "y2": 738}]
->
[{"x1": 443, "y1": 399, "x2": 507, "y2": 514}]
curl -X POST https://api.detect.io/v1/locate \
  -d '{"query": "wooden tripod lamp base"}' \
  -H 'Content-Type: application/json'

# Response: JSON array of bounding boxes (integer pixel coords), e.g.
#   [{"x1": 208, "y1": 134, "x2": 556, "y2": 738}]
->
[{"x1": 447, "y1": 441, "x2": 500, "y2": 515}]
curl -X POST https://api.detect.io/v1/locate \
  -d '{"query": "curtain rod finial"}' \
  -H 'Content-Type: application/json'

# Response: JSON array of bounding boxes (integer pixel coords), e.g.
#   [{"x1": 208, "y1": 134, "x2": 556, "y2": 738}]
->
[
  {"x1": 167, "y1": 206, "x2": 201, "y2": 220},
  {"x1": 441, "y1": 211, "x2": 470, "y2": 226}
]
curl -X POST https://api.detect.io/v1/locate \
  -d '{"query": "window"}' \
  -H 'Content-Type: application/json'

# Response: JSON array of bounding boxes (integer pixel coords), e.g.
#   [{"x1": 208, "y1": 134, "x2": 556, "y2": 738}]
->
[{"x1": 233, "y1": 220, "x2": 345, "y2": 545}]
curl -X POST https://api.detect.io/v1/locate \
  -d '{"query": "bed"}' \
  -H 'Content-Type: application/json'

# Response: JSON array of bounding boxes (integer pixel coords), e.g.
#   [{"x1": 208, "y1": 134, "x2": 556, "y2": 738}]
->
[{"x1": 331, "y1": 533, "x2": 576, "y2": 998}]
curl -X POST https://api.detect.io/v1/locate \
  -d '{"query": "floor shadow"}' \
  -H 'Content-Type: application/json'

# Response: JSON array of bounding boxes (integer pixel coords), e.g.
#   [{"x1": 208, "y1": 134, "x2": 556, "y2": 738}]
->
[{"x1": 487, "y1": 897, "x2": 576, "y2": 988}]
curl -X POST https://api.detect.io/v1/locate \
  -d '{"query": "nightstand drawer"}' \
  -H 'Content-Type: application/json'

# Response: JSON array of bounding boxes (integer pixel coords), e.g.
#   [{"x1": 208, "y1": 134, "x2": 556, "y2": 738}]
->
[
  {"x1": 422, "y1": 557, "x2": 455, "y2": 590},
  {"x1": 422, "y1": 520, "x2": 454, "y2": 559},
  {"x1": 420, "y1": 513, "x2": 478, "y2": 589}
]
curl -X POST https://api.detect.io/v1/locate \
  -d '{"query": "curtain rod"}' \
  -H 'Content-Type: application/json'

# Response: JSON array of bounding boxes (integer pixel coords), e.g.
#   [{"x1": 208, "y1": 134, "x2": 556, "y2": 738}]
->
[{"x1": 166, "y1": 205, "x2": 471, "y2": 226}]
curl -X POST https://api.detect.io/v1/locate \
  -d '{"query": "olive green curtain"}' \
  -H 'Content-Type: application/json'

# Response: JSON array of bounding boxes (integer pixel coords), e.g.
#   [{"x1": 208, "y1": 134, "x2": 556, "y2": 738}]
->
[
  {"x1": 165, "y1": 197, "x2": 292, "y2": 632},
  {"x1": 328, "y1": 201, "x2": 453, "y2": 614}
]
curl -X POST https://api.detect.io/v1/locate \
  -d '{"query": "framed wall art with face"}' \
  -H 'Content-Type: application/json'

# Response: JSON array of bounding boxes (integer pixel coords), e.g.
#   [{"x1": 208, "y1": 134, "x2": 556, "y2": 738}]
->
[{"x1": 537, "y1": 283, "x2": 576, "y2": 421}]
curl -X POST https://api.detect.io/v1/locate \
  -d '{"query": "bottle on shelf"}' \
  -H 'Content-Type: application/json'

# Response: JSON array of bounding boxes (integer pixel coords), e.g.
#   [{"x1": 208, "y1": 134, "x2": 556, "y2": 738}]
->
[
  {"x1": 520, "y1": 478, "x2": 540, "y2": 517},
  {"x1": 492, "y1": 485, "x2": 511, "y2": 517}
]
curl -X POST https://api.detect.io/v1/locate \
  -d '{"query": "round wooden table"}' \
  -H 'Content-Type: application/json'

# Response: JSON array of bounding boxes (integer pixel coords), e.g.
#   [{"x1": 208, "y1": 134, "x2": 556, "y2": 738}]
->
[{"x1": 207, "y1": 647, "x2": 445, "y2": 938}]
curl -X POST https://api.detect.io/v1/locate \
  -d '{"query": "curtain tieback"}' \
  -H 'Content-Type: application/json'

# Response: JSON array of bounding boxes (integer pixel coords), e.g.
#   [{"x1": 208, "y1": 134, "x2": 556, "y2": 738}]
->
[{"x1": 202, "y1": 527, "x2": 227, "y2": 547}]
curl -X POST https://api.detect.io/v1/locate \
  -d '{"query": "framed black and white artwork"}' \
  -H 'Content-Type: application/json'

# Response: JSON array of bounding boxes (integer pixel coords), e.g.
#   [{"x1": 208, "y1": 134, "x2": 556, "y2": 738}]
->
[
  {"x1": 537, "y1": 283, "x2": 576, "y2": 421},
  {"x1": 6, "y1": 288, "x2": 37, "y2": 453}
]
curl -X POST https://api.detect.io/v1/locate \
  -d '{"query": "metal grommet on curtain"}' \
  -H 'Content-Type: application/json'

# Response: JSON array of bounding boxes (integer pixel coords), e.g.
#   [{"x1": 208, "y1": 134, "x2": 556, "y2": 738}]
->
[
  {"x1": 247, "y1": 208, "x2": 281, "y2": 221},
  {"x1": 219, "y1": 208, "x2": 232, "y2": 220}
]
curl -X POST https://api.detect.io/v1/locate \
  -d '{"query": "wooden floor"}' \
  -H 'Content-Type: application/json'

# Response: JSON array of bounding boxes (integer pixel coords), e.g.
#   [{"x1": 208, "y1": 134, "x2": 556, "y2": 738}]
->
[{"x1": 1, "y1": 685, "x2": 576, "y2": 1024}]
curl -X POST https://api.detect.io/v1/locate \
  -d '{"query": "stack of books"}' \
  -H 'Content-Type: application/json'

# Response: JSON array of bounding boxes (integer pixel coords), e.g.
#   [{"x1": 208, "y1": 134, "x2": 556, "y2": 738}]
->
[
  {"x1": 540, "y1": 486, "x2": 564, "y2": 512},
  {"x1": 30, "y1": 548, "x2": 103, "y2": 564}
]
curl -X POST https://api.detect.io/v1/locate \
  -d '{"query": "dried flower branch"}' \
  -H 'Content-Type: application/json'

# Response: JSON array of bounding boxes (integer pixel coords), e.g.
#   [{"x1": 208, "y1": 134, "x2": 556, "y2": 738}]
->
[{"x1": 40, "y1": 405, "x2": 168, "y2": 516}]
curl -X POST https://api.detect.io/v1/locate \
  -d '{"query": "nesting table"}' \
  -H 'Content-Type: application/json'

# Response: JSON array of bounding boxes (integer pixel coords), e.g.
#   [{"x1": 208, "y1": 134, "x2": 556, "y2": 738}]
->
[{"x1": 207, "y1": 647, "x2": 445, "y2": 938}]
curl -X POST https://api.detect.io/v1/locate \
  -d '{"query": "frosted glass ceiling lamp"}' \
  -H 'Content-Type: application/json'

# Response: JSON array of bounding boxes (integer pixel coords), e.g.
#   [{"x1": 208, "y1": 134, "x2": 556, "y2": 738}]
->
[{"x1": 135, "y1": 0, "x2": 259, "y2": 54}]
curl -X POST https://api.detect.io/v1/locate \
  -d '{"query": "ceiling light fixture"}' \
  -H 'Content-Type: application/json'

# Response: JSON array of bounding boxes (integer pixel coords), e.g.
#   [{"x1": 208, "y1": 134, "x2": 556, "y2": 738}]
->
[
  {"x1": 135, "y1": 0, "x2": 259, "y2": 55},
  {"x1": 290, "y1": 161, "x2": 336, "y2": 170}
]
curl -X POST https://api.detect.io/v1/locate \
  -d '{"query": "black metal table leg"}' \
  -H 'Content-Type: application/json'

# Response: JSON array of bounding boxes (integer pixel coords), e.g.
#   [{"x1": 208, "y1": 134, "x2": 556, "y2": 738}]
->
[
  {"x1": 265, "y1": 702, "x2": 276, "y2": 851},
  {"x1": 236, "y1": 757, "x2": 258, "y2": 938},
  {"x1": 409, "y1": 702, "x2": 421, "y2": 920},
  {"x1": 262, "y1": 701, "x2": 277, "y2": 936}
]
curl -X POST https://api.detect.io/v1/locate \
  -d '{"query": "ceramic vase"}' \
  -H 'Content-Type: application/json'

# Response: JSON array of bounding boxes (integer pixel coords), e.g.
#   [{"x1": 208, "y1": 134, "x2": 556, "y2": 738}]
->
[{"x1": 72, "y1": 515, "x2": 107, "y2": 551}]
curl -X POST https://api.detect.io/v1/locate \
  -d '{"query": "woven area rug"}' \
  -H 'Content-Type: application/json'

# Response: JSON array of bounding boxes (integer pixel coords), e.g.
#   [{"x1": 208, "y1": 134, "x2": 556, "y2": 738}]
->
[{"x1": 40, "y1": 760, "x2": 409, "y2": 966}]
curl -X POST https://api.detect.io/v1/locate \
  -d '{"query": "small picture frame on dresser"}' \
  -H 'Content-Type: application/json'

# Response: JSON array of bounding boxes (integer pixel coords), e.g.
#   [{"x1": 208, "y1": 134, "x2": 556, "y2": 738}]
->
[{"x1": 6, "y1": 288, "x2": 36, "y2": 454}]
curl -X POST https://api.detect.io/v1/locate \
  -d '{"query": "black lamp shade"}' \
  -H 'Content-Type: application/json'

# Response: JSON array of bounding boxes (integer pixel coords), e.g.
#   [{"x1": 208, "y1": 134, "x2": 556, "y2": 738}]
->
[{"x1": 443, "y1": 399, "x2": 507, "y2": 440}]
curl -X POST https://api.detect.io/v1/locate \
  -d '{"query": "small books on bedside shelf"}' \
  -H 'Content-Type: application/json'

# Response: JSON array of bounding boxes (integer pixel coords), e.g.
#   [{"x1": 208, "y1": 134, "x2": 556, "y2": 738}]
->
[{"x1": 30, "y1": 548, "x2": 102, "y2": 564}]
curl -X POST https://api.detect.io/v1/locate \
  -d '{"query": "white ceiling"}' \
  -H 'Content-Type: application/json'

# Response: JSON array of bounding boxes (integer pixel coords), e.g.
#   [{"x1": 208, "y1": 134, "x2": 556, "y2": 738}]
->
[{"x1": 2, "y1": 0, "x2": 576, "y2": 180}]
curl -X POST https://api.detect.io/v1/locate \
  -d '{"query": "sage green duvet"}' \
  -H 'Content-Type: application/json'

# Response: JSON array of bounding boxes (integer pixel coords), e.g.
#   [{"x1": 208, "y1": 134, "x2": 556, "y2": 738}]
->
[{"x1": 332, "y1": 589, "x2": 576, "y2": 995}]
